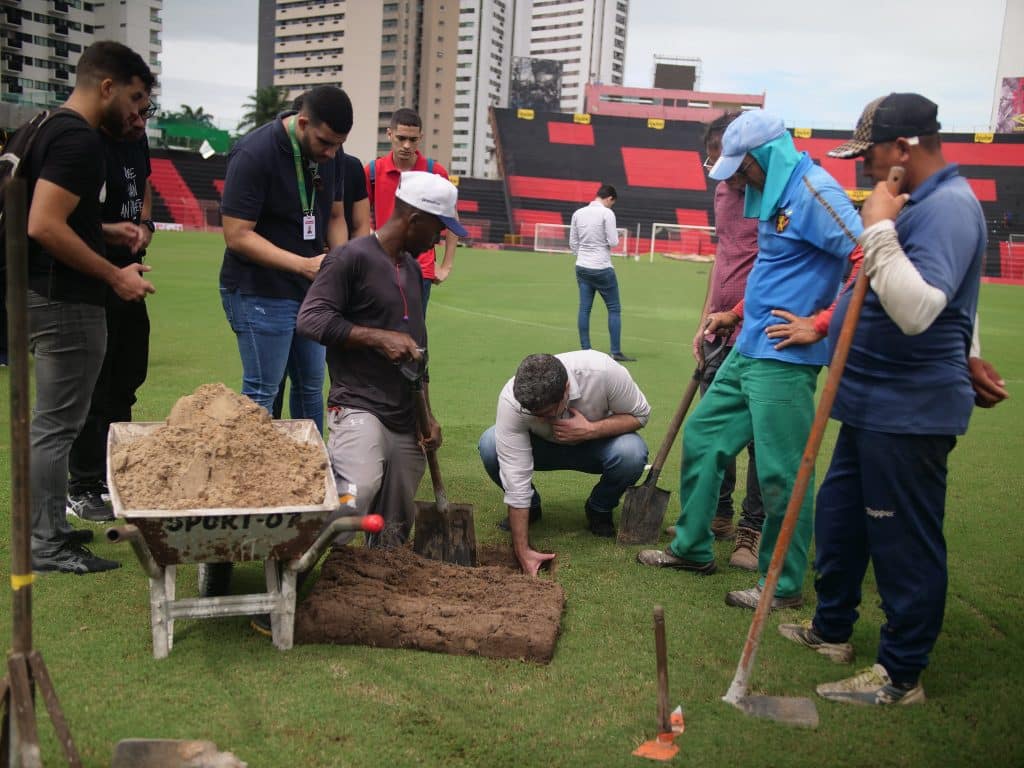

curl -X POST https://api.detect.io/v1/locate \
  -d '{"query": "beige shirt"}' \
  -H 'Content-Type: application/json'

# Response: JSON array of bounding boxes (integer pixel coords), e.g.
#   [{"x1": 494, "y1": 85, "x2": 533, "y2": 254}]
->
[{"x1": 494, "y1": 350, "x2": 650, "y2": 509}]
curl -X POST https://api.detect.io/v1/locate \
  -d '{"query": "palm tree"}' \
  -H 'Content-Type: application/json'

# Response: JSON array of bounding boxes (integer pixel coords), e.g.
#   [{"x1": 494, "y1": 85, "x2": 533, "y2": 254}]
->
[
  {"x1": 177, "y1": 104, "x2": 215, "y2": 126},
  {"x1": 237, "y1": 86, "x2": 291, "y2": 133}
]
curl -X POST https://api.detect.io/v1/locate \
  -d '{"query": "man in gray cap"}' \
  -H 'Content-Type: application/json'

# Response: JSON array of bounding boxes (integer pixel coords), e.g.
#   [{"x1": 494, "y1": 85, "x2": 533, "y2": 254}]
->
[
  {"x1": 777, "y1": 93, "x2": 1008, "y2": 706},
  {"x1": 637, "y1": 110, "x2": 862, "y2": 613}
]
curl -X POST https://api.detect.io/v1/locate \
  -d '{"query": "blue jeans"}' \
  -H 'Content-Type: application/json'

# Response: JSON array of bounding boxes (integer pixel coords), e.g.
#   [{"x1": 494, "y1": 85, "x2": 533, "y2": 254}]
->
[
  {"x1": 220, "y1": 288, "x2": 326, "y2": 433},
  {"x1": 576, "y1": 266, "x2": 623, "y2": 355},
  {"x1": 28, "y1": 292, "x2": 107, "y2": 555},
  {"x1": 477, "y1": 425, "x2": 647, "y2": 517},
  {"x1": 812, "y1": 425, "x2": 954, "y2": 686}
]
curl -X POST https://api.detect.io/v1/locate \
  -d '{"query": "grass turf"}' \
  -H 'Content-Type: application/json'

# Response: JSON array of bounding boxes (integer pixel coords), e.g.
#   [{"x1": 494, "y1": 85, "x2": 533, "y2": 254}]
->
[{"x1": 0, "y1": 232, "x2": 1021, "y2": 767}]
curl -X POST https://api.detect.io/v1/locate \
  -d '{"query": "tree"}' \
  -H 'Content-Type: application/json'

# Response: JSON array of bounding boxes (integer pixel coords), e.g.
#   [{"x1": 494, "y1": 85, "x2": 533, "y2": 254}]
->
[
  {"x1": 237, "y1": 86, "x2": 290, "y2": 133},
  {"x1": 166, "y1": 104, "x2": 215, "y2": 126}
]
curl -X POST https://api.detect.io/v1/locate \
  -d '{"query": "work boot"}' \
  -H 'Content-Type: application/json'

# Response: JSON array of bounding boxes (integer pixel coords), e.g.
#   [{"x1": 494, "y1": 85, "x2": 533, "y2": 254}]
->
[
  {"x1": 728, "y1": 526, "x2": 760, "y2": 571},
  {"x1": 725, "y1": 584, "x2": 803, "y2": 611},
  {"x1": 636, "y1": 549, "x2": 716, "y2": 574},
  {"x1": 816, "y1": 664, "x2": 925, "y2": 706},
  {"x1": 496, "y1": 503, "x2": 542, "y2": 531},
  {"x1": 778, "y1": 619, "x2": 855, "y2": 664},
  {"x1": 710, "y1": 516, "x2": 736, "y2": 541},
  {"x1": 32, "y1": 543, "x2": 120, "y2": 575},
  {"x1": 585, "y1": 502, "x2": 615, "y2": 537}
]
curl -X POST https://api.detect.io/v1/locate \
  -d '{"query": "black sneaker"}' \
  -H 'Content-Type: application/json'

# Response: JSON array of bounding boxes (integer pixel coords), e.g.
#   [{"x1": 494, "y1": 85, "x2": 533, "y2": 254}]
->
[
  {"x1": 62, "y1": 528, "x2": 95, "y2": 545},
  {"x1": 32, "y1": 543, "x2": 120, "y2": 574},
  {"x1": 611, "y1": 352, "x2": 637, "y2": 362},
  {"x1": 496, "y1": 504, "x2": 542, "y2": 531},
  {"x1": 67, "y1": 491, "x2": 114, "y2": 523}
]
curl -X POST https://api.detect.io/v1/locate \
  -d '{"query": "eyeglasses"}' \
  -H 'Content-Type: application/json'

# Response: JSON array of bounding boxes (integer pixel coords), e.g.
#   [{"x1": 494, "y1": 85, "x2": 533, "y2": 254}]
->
[
  {"x1": 702, "y1": 155, "x2": 714, "y2": 172},
  {"x1": 139, "y1": 102, "x2": 158, "y2": 120}
]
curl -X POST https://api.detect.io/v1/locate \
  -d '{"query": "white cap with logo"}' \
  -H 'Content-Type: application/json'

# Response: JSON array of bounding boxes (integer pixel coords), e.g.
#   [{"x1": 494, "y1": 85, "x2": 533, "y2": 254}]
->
[{"x1": 395, "y1": 171, "x2": 469, "y2": 237}]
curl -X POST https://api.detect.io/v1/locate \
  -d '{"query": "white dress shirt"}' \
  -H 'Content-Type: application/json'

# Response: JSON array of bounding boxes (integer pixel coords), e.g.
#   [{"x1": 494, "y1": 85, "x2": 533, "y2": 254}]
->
[
  {"x1": 570, "y1": 199, "x2": 619, "y2": 270},
  {"x1": 493, "y1": 350, "x2": 650, "y2": 509}
]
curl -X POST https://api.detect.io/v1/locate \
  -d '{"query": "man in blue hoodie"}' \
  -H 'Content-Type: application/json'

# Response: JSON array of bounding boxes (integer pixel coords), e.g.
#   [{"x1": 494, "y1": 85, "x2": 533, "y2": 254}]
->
[{"x1": 637, "y1": 110, "x2": 862, "y2": 612}]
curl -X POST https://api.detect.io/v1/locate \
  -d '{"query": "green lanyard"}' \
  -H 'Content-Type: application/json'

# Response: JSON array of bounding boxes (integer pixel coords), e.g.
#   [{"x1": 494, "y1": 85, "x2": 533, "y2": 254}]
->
[{"x1": 287, "y1": 116, "x2": 316, "y2": 215}]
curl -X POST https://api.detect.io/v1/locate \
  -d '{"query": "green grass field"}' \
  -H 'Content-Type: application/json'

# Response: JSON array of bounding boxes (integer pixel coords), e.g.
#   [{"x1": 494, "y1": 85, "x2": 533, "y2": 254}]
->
[{"x1": 1, "y1": 232, "x2": 1021, "y2": 767}]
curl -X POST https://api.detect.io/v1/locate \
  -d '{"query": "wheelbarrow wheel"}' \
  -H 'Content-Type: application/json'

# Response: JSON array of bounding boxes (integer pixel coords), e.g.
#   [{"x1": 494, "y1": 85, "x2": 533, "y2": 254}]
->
[{"x1": 198, "y1": 562, "x2": 233, "y2": 597}]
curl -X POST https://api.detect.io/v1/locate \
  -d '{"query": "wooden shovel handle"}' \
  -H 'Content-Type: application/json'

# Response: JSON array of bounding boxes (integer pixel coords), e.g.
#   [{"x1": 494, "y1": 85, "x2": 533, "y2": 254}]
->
[
  {"x1": 412, "y1": 386, "x2": 448, "y2": 512},
  {"x1": 647, "y1": 372, "x2": 700, "y2": 480}
]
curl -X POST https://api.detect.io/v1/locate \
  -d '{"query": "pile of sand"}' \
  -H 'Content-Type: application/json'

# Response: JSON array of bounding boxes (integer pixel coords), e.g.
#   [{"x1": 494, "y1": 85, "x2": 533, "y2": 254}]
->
[{"x1": 109, "y1": 383, "x2": 327, "y2": 510}]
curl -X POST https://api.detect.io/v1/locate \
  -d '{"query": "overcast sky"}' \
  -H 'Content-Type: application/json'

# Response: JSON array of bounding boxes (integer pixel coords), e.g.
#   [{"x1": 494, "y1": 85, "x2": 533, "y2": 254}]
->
[{"x1": 159, "y1": 0, "x2": 1007, "y2": 133}]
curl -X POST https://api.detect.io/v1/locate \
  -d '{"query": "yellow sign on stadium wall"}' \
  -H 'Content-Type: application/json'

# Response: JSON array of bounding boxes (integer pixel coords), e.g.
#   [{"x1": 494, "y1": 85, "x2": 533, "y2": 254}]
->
[
  {"x1": 846, "y1": 189, "x2": 871, "y2": 203},
  {"x1": 450, "y1": 175, "x2": 460, "y2": 186},
  {"x1": 647, "y1": 118, "x2": 665, "y2": 130},
  {"x1": 573, "y1": 113, "x2": 591, "y2": 124},
  {"x1": 793, "y1": 127, "x2": 812, "y2": 138},
  {"x1": 517, "y1": 108, "x2": 535, "y2": 120},
  {"x1": 973, "y1": 132, "x2": 994, "y2": 144}
]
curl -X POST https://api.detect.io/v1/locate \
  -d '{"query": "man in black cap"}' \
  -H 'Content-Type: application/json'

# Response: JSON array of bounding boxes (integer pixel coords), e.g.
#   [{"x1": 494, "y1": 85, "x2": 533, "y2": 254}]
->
[{"x1": 778, "y1": 93, "x2": 1009, "y2": 706}]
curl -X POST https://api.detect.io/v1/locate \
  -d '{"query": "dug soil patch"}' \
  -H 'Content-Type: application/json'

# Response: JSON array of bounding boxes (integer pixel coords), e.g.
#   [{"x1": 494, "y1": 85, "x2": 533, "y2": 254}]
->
[{"x1": 295, "y1": 546, "x2": 565, "y2": 663}]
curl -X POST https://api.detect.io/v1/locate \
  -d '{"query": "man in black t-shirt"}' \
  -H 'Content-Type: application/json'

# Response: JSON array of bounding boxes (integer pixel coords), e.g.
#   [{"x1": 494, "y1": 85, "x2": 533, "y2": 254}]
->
[
  {"x1": 297, "y1": 171, "x2": 467, "y2": 546},
  {"x1": 66, "y1": 91, "x2": 157, "y2": 523},
  {"x1": 219, "y1": 86, "x2": 353, "y2": 434},
  {"x1": 26, "y1": 41, "x2": 155, "y2": 575}
]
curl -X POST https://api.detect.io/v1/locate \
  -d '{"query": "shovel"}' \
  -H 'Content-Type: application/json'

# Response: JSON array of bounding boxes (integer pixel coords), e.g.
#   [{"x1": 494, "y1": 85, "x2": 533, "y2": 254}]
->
[
  {"x1": 407, "y1": 376, "x2": 477, "y2": 567},
  {"x1": 618, "y1": 335, "x2": 731, "y2": 545}
]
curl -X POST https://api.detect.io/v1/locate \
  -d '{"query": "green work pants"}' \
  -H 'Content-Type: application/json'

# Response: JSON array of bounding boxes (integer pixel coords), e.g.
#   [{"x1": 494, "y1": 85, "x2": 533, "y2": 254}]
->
[{"x1": 669, "y1": 352, "x2": 819, "y2": 598}]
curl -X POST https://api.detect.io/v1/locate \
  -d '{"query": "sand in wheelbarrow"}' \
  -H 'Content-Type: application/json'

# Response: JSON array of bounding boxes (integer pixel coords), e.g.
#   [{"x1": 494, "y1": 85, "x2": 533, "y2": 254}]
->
[
  {"x1": 295, "y1": 546, "x2": 565, "y2": 663},
  {"x1": 109, "y1": 383, "x2": 327, "y2": 510}
]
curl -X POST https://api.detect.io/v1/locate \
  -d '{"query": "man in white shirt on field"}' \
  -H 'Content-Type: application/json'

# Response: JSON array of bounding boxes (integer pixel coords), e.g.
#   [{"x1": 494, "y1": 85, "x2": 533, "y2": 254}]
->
[
  {"x1": 570, "y1": 184, "x2": 635, "y2": 362},
  {"x1": 478, "y1": 351, "x2": 650, "y2": 575}
]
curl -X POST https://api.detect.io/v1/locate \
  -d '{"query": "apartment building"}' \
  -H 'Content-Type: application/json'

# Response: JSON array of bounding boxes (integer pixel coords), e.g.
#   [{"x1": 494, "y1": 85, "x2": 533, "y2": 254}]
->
[
  {"x1": 0, "y1": 0, "x2": 163, "y2": 126},
  {"x1": 257, "y1": 0, "x2": 457, "y2": 168}
]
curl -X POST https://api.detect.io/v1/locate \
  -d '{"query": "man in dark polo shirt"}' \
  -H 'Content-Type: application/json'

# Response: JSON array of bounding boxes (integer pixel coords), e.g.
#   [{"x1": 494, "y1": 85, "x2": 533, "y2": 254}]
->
[
  {"x1": 25, "y1": 41, "x2": 155, "y2": 574},
  {"x1": 297, "y1": 171, "x2": 468, "y2": 546},
  {"x1": 66, "y1": 88, "x2": 158, "y2": 523},
  {"x1": 220, "y1": 85, "x2": 352, "y2": 433}
]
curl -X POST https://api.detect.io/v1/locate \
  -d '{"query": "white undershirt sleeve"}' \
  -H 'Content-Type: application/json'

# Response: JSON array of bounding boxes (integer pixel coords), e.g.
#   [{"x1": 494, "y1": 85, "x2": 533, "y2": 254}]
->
[{"x1": 859, "y1": 220, "x2": 948, "y2": 335}]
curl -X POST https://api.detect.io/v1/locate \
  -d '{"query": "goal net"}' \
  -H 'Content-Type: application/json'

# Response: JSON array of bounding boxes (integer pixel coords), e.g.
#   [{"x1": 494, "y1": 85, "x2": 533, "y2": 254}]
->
[
  {"x1": 534, "y1": 223, "x2": 630, "y2": 259},
  {"x1": 649, "y1": 223, "x2": 716, "y2": 263},
  {"x1": 1007, "y1": 233, "x2": 1024, "y2": 280}
]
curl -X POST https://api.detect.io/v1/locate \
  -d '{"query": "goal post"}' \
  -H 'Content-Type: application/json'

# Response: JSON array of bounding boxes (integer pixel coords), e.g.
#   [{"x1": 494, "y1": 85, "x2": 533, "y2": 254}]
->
[
  {"x1": 1006, "y1": 233, "x2": 1024, "y2": 280},
  {"x1": 533, "y1": 223, "x2": 631, "y2": 259},
  {"x1": 649, "y1": 223, "x2": 716, "y2": 263}
]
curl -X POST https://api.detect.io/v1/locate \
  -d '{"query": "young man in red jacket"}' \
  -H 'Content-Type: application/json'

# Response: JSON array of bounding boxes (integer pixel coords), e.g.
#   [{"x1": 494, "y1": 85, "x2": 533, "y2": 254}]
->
[{"x1": 365, "y1": 108, "x2": 458, "y2": 313}]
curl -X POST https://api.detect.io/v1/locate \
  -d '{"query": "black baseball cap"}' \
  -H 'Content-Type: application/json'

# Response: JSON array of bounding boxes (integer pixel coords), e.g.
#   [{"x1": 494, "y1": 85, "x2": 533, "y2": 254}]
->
[{"x1": 828, "y1": 93, "x2": 941, "y2": 159}]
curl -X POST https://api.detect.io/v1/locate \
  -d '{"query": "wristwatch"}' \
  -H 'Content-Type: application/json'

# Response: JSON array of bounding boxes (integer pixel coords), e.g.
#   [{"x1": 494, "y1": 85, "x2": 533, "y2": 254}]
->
[{"x1": 141, "y1": 219, "x2": 155, "y2": 233}]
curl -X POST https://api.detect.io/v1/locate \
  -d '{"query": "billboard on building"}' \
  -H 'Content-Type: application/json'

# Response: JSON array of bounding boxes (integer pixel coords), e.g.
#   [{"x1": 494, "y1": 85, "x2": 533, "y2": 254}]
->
[
  {"x1": 654, "y1": 63, "x2": 697, "y2": 91},
  {"x1": 510, "y1": 57, "x2": 563, "y2": 112},
  {"x1": 996, "y1": 77, "x2": 1024, "y2": 132}
]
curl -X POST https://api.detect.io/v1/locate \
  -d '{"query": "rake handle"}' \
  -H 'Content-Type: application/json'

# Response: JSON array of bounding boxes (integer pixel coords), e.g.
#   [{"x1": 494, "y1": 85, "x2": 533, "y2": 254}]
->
[{"x1": 726, "y1": 268, "x2": 870, "y2": 702}]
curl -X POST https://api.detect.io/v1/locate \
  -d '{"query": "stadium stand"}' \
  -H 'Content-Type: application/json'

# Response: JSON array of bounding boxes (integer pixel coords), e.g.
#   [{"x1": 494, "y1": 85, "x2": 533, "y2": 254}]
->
[{"x1": 147, "y1": 115, "x2": 1024, "y2": 281}]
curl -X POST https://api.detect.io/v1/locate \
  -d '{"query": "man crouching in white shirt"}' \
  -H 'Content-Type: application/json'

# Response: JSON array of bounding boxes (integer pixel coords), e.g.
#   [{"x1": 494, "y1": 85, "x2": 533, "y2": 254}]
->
[{"x1": 478, "y1": 350, "x2": 650, "y2": 575}]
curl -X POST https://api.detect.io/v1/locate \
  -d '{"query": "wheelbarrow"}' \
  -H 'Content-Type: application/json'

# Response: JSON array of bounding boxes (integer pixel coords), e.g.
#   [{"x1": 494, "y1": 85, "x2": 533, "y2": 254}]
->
[{"x1": 105, "y1": 419, "x2": 383, "y2": 659}]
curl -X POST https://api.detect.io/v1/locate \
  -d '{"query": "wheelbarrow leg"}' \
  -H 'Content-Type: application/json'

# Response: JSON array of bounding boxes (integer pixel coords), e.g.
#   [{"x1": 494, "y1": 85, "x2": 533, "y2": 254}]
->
[
  {"x1": 164, "y1": 566, "x2": 176, "y2": 653},
  {"x1": 264, "y1": 559, "x2": 296, "y2": 651},
  {"x1": 148, "y1": 566, "x2": 170, "y2": 660}
]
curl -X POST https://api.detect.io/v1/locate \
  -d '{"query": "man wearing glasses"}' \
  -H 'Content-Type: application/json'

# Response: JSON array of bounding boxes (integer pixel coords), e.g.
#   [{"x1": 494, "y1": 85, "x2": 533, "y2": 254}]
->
[
  {"x1": 65, "y1": 85, "x2": 160, "y2": 524},
  {"x1": 478, "y1": 350, "x2": 650, "y2": 575},
  {"x1": 638, "y1": 110, "x2": 861, "y2": 614}
]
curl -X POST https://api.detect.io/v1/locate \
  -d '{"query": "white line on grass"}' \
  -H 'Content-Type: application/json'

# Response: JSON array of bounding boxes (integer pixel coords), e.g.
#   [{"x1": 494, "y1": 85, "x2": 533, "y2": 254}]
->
[{"x1": 432, "y1": 302, "x2": 687, "y2": 349}]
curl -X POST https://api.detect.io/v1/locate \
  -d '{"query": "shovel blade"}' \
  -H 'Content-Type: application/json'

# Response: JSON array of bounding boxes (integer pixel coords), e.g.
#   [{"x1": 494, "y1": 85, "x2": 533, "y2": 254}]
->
[
  {"x1": 731, "y1": 695, "x2": 819, "y2": 729},
  {"x1": 617, "y1": 481, "x2": 670, "y2": 545},
  {"x1": 414, "y1": 501, "x2": 478, "y2": 567}
]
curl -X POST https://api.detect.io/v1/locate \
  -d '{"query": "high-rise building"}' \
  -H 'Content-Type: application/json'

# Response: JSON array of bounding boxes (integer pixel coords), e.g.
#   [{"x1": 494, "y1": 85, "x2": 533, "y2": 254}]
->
[
  {"x1": 0, "y1": 0, "x2": 163, "y2": 125},
  {"x1": 514, "y1": 0, "x2": 628, "y2": 114},
  {"x1": 449, "y1": 0, "x2": 628, "y2": 178},
  {"x1": 991, "y1": 0, "x2": 1024, "y2": 132},
  {"x1": 257, "y1": 0, "x2": 457, "y2": 168}
]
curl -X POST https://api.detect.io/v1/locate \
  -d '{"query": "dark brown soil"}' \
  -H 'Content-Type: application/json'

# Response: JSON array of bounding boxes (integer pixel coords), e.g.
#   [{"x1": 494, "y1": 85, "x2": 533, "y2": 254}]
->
[{"x1": 295, "y1": 545, "x2": 565, "y2": 663}]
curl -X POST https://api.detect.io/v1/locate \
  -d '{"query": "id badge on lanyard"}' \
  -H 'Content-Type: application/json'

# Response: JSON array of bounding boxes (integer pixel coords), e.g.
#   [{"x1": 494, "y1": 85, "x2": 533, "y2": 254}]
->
[{"x1": 288, "y1": 117, "x2": 318, "y2": 242}]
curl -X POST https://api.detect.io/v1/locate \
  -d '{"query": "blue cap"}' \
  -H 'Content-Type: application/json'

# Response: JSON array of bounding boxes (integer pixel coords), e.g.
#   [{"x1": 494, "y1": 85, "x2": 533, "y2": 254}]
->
[{"x1": 708, "y1": 110, "x2": 786, "y2": 180}]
